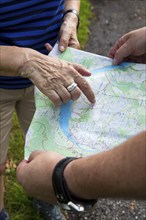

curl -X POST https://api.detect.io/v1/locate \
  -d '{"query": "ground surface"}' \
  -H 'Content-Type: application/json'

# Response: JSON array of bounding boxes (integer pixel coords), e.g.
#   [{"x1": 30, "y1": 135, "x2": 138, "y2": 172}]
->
[
  {"x1": 85, "y1": 0, "x2": 146, "y2": 56},
  {"x1": 67, "y1": 0, "x2": 146, "y2": 219}
]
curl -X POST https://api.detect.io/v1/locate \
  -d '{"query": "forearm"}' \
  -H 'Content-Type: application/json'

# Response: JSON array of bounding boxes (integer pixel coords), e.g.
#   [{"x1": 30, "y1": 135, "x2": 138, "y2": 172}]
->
[
  {"x1": 64, "y1": 0, "x2": 80, "y2": 12},
  {"x1": 64, "y1": 131, "x2": 146, "y2": 200},
  {"x1": 0, "y1": 46, "x2": 41, "y2": 76},
  {"x1": 63, "y1": 0, "x2": 80, "y2": 30}
]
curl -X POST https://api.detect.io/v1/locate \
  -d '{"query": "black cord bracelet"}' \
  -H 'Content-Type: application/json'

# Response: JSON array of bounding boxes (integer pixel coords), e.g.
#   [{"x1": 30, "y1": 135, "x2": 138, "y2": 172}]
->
[{"x1": 62, "y1": 9, "x2": 80, "y2": 29}]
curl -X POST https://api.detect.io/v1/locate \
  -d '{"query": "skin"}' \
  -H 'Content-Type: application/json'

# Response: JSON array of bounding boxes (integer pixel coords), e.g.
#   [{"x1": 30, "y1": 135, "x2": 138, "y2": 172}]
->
[
  {"x1": 0, "y1": 46, "x2": 95, "y2": 107},
  {"x1": 46, "y1": 0, "x2": 80, "y2": 52},
  {"x1": 59, "y1": 0, "x2": 80, "y2": 51},
  {"x1": 0, "y1": 0, "x2": 95, "y2": 108},
  {"x1": 108, "y1": 27, "x2": 146, "y2": 65},
  {"x1": 16, "y1": 131, "x2": 146, "y2": 203},
  {"x1": 0, "y1": 0, "x2": 93, "y2": 211},
  {"x1": 16, "y1": 27, "x2": 146, "y2": 204},
  {"x1": 0, "y1": 42, "x2": 95, "y2": 209}
]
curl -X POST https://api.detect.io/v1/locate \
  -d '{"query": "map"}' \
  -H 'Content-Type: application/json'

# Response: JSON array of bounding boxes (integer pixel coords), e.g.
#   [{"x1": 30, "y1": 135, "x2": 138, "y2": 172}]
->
[{"x1": 24, "y1": 44, "x2": 146, "y2": 160}]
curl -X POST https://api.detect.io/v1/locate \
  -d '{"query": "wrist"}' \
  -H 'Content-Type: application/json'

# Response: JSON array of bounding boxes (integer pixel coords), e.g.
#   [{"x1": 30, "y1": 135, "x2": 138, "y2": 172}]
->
[
  {"x1": 0, "y1": 46, "x2": 36, "y2": 76},
  {"x1": 62, "y1": 9, "x2": 80, "y2": 29},
  {"x1": 52, "y1": 157, "x2": 97, "y2": 212},
  {"x1": 64, "y1": 157, "x2": 93, "y2": 200},
  {"x1": 64, "y1": 158, "x2": 81, "y2": 198},
  {"x1": 17, "y1": 49, "x2": 47, "y2": 78}
]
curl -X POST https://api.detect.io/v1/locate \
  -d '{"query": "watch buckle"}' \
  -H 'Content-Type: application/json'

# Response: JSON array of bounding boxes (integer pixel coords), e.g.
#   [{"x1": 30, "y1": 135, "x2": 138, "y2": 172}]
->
[{"x1": 68, "y1": 201, "x2": 84, "y2": 212}]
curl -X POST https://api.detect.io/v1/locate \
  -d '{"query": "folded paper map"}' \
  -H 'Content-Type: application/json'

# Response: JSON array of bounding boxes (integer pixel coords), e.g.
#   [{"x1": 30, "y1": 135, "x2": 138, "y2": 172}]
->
[{"x1": 24, "y1": 44, "x2": 146, "y2": 160}]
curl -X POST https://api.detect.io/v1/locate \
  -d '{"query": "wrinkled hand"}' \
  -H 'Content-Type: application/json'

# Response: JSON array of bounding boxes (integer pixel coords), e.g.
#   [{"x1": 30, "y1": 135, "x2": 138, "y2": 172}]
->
[
  {"x1": 17, "y1": 151, "x2": 64, "y2": 203},
  {"x1": 58, "y1": 12, "x2": 80, "y2": 52},
  {"x1": 1, "y1": 46, "x2": 95, "y2": 106},
  {"x1": 108, "y1": 27, "x2": 146, "y2": 65},
  {"x1": 18, "y1": 49, "x2": 95, "y2": 106}
]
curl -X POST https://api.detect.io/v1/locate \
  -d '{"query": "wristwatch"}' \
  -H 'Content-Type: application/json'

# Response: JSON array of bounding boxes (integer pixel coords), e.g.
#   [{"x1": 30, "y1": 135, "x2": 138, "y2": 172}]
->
[
  {"x1": 62, "y1": 9, "x2": 80, "y2": 29},
  {"x1": 52, "y1": 157, "x2": 97, "y2": 212}
]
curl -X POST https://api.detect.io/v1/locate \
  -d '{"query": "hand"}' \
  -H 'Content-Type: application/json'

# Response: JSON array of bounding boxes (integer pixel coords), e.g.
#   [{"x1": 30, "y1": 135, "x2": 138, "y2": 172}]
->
[
  {"x1": 108, "y1": 27, "x2": 146, "y2": 65},
  {"x1": 17, "y1": 151, "x2": 64, "y2": 203},
  {"x1": 19, "y1": 51, "x2": 95, "y2": 106},
  {"x1": 1, "y1": 46, "x2": 95, "y2": 105},
  {"x1": 58, "y1": 12, "x2": 80, "y2": 52}
]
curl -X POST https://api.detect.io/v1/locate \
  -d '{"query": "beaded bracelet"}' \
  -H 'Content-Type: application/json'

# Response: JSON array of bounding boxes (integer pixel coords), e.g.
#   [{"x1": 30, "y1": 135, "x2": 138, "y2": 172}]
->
[{"x1": 62, "y1": 9, "x2": 80, "y2": 29}]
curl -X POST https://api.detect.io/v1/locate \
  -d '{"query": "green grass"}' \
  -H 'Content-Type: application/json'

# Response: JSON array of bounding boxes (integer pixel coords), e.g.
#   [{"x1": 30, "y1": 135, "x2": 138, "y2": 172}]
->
[
  {"x1": 78, "y1": 0, "x2": 92, "y2": 48},
  {"x1": 5, "y1": 114, "x2": 43, "y2": 220},
  {"x1": 4, "y1": 1, "x2": 92, "y2": 219}
]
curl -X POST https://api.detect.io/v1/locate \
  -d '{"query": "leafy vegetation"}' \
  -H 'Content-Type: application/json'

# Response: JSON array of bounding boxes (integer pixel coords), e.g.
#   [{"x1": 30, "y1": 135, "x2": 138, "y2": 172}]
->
[{"x1": 78, "y1": 0, "x2": 92, "y2": 48}]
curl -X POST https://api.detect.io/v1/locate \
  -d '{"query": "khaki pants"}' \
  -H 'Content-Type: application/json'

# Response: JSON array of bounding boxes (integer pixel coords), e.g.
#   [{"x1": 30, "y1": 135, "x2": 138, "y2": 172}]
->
[
  {"x1": 0, "y1": 86, "x2": 35, "y2": 163},
  {"x1": 0, "y1": 86, "x2": 35, "y2": 210}
]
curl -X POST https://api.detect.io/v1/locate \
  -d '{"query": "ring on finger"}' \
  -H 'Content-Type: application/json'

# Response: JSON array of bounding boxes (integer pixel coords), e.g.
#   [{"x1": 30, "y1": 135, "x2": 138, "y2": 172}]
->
[{"x1": 67, "y1": 82, "x2": 77, "y2": 92}]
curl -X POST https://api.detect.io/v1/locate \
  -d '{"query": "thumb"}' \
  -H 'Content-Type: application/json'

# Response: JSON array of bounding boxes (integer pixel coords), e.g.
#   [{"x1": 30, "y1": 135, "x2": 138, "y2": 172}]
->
[
  {"x1": 28, "y1": 150, "x2": 43, "y2": 161},
  {"x1": 113, "y1": 41, "x2": 132, "y2": 65},
  {"x1": 16, "y1": 160, "x2": 28, "y2": 183},
  {"x1": 59, "y1": 32, "x2": 70, "y2": 52}
]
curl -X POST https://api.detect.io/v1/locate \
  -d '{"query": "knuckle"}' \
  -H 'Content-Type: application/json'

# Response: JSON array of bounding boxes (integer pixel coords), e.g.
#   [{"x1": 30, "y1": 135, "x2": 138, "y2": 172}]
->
[
  {"x1": 83, "y1": 80, "x2": 90, "y2": 89},
  {"x1": 115, "y1": 50, "x2": 120, "y2": 57},
  {"x1": 63, "y1": 94, "x2": 71, "y2": 103},
  {"x1": 74, "y1": 72, "x2": 81, "y2": 79},
  {"x1": 60, "y1": 37, "x2": 69, "y2": 46},
  {"x1": 72, "y1": 89, "x2": 81, "y2": 100},
  {"x1": 52, "y1": 97, "x2": 62, "y2": 106}
]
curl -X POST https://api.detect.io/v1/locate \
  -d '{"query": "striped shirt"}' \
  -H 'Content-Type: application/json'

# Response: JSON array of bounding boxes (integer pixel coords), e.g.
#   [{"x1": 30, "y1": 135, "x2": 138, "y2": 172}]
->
[{"x1": 0, "y1": 0, "x2": 64, "y2": 89}]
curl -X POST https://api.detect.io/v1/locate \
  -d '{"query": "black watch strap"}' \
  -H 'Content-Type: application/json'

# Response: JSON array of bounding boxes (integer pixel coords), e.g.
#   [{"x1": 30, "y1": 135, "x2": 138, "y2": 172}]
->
[{"x1": 52, "y1": 157, "x2": 97, "y2": 212}]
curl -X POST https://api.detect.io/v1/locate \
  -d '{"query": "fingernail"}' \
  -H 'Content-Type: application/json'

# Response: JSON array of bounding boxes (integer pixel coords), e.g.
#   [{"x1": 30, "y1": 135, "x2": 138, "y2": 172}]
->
[
  {"x1": 112, "y1": 58, "x2": 118, "y2": 65},
  {"x1": 59, "y1": 46, "x2": 65, "y2": 52}
]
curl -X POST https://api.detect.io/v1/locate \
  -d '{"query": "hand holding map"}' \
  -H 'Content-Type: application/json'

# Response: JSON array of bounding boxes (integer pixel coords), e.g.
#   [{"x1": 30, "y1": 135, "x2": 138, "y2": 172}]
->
[
  {"x1": 17, "y1": 27, "x2": 146, "y2": 208},
  {"x1": 109, "y1": 27, "x2": 146, "y2": 65},
  {"x1": 24, "y1": 44, "x2": 146, "y2": 160}
]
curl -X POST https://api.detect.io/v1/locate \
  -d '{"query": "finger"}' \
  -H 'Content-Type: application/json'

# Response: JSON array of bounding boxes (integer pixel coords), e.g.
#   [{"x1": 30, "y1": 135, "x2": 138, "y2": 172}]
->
[
  {"x1": 108, "y1": 41, "x2": 121, "y2": 58},
  {"x1": 74, "y1": 74, "x2": 96, "y2": 104},
  {"x1": 73, "y1": 64, "x2": 91, "y2": 77},
  {"x1": 55, "y1": 86, "x2": 71, "y2": 103},
  {"x1": 28, "y1": 150, "x2": 42, "y2": 161},
  {"x1": 16, "y1": 160, "x2": 29, "y2": 183},
  {"x1": 17, "y1": 160, "x2": 28, "y2": 171},
  {"x1": 68, "y1": 37, "x2": 80, "y2": 49},
  {"x1": 41, "y1": 89, "x2": 63, "y2": 106},
  {"x1": 58, "y1": 27, "x2": 71, "y2": 52},
  {"x1": 108, "y1": 34, "x2": 132, "y2": 65},
  {"x1": 113, "y1": 40, "x2": 133, "y2": 65},
  {"x1": 70, "y1": 87, "x2": 81, "y2": 101},
  {"x1": 45, "y1": 43, "x2": 53, "y2": 52},
  {"x1": 126, "y1": 54, "x2": 146, "y2": 64},
  {"x1": 108, "y1": 35, "x2": 128, "y2": 58},
  {"x1": 65, "y1": 80, "x2": 81, "y2": 100}
]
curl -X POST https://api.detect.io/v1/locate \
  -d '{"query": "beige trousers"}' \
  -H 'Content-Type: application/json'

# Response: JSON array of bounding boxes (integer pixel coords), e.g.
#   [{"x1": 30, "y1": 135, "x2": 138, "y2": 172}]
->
[{"x1": 0, "y1": 86, "x2": 35, "y2": 211}]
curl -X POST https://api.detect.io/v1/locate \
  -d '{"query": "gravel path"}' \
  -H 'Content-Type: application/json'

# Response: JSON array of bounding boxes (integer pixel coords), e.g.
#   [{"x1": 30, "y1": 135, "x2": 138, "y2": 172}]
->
[
  {"x1": 84, "y1": 0, "x2": 146, "y2": 56},
  {"x1": 66, "y1": 0, "x2": 146, "y2": 219}
]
